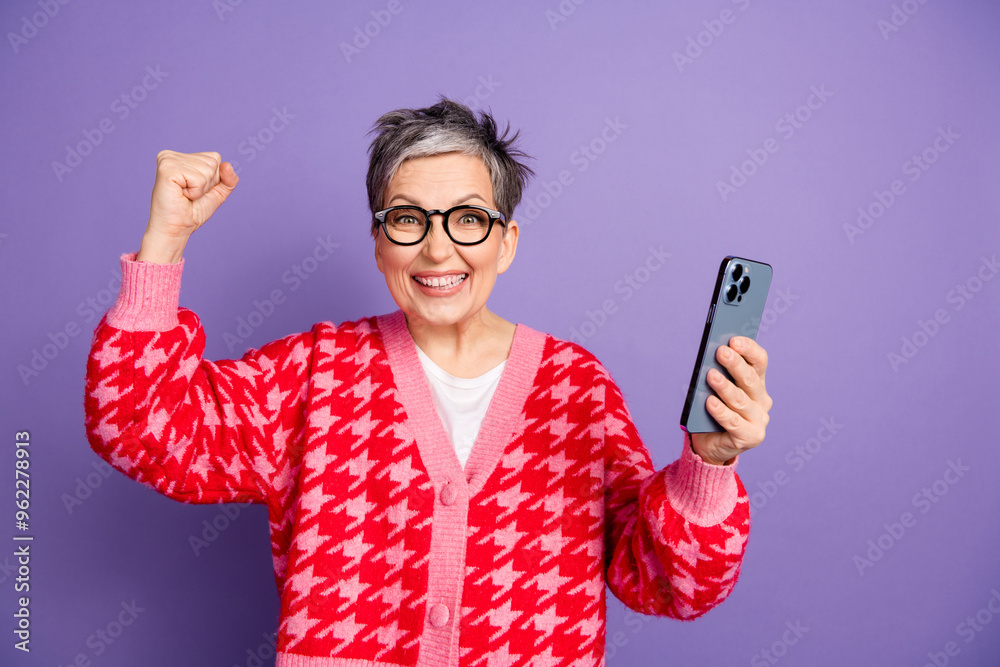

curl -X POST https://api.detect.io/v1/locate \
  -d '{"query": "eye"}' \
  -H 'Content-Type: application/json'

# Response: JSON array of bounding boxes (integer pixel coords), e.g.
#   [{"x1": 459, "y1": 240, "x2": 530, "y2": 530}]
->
[
  {"x1": 387, "y1": 209, "x2": 424, "y2": 226},
  {"x1": 454, "y1": 209, "x2": 488, "y2": 226}
]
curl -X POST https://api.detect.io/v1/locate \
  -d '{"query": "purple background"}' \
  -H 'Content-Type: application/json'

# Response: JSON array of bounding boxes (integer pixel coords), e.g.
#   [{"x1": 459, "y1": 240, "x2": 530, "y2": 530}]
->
[{"x1": 3, "y1": 1, "x2": 999, "y2": 665}]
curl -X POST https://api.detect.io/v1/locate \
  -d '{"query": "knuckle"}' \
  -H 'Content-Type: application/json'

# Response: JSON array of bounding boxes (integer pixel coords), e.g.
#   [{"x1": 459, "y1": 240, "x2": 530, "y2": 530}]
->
[{"x1": 730, "y1": 390, "x2": 748, "y2": 411}]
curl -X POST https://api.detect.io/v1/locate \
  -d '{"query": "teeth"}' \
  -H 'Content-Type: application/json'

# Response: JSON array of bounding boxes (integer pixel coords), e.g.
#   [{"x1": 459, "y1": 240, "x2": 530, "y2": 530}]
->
[{"x1": 415, "y1": 274, "x2": 467, "y2": 288}]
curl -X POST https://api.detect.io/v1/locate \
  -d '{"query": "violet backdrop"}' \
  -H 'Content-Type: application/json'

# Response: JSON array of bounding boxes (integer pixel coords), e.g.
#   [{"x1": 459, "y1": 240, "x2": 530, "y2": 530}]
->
[{"x1": 2, "y1": 1, "x2": 999, "y2": 665}]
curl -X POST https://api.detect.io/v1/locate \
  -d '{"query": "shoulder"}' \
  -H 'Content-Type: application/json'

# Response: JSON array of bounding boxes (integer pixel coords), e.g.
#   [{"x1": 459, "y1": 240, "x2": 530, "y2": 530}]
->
[
  {"x1": 237, "y1": 312, "x2": 382, "y2": 364},
  {"x1": 531, "y1": 327, "x2": 616, "y2": 386},
  {"x1": 526, "y1": 328, "x2": 633, "y2": 417}
]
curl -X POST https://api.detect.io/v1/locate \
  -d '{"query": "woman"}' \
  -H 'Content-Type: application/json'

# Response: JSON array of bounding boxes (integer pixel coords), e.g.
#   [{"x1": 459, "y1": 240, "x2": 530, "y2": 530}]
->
[{"x1": 84, "y1": 99, "x2": 772, "y2": 667}]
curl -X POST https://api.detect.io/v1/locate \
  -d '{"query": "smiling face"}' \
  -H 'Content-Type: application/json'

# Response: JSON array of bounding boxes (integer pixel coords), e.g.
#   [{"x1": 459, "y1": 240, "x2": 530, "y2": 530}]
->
[{"x1": 374, "y1": 152, "x2": 519, "y2": 330}]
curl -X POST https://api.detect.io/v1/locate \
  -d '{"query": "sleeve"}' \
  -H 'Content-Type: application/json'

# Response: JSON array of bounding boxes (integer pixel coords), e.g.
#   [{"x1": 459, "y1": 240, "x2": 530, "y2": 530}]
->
[
  {"x1": 602, "y1": 375, "x2": 750, "y2": 620},
  {"x1": 83, "y1": 252, "x2": 315, "y2": 508}
]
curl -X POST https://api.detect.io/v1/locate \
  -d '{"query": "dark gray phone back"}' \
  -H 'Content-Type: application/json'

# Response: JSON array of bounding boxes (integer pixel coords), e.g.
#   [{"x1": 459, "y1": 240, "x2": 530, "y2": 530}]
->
[{"x1": 680, "y1": 256, "x2": 773, "y2": 433}]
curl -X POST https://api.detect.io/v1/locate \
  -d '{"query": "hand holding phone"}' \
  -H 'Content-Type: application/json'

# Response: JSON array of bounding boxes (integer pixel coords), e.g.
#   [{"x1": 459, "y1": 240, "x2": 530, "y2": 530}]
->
[{"x1": 680, "y1": 256, "x2": 773, "y2": 434}]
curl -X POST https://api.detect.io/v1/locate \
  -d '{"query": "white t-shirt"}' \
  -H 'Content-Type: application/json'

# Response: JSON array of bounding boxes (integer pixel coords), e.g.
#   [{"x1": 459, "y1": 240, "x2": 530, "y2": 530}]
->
[{"x1": 415, "y1": 346, "x2": 506, "y2": 469}]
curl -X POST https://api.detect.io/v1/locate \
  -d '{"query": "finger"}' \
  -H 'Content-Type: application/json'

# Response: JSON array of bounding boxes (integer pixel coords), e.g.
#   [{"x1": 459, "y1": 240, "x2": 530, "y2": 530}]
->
[
  {"x1": 707, "y1": 367, "x2": 756, "y2": 421},
  {"x1": 729, "y1": 336, "x2": 768, "y2": 381},
  {"x1": 200, "y1": 152, "x2": 222, "y2": 189},
  {"x1": 178, "y1": 154, "x2": 223, "y2": 201},
  {"x1": 705, "y1": 393, "x2": 749, "y2": 442},
  {"x1": 177, "y1": 171, "x2": 215, "y2": 201},
  {"x1": 706, "y1": 391, "x2": 765, "y2": 448},
  {"x1": 716, "y1": 344, "x2": 767, "y2": 402}
]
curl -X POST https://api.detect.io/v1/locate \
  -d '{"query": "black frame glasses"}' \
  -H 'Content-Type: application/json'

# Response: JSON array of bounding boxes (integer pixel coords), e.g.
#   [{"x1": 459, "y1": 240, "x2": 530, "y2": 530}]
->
[{"x1": 374, "y1": 204, "x2": 506, "y2": 246}]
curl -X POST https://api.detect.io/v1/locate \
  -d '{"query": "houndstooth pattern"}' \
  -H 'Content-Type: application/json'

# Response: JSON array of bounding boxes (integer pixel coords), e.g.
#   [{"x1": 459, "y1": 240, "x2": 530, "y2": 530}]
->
[{"x1": 85, "y1": 304, "x2": 749, "y2": 667}]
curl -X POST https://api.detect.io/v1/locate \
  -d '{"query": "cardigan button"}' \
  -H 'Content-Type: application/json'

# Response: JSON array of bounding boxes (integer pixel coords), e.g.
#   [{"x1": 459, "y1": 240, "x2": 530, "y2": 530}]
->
[
  {"x1": 440, "y1": 482, "x2": 457, "y2": 506},
  {"x1": 428, "y1": 603, "x2": 450, "y2": 628}
]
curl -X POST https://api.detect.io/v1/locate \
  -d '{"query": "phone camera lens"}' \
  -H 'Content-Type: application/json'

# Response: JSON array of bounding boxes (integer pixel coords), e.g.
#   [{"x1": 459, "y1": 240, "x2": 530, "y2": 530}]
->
[
  {"x1": 726, "y1": 284, "x2": 738, "y2": 302},
  {"x1": 732, "y1": 263, "x2": 743, "y2": 280},
  {"x1": 739, "y1": 276, "x2": 751, "y2": 293}
]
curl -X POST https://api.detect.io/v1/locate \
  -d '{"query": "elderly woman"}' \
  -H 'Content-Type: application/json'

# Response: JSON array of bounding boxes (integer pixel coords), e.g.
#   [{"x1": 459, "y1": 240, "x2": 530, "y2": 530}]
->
[{"x1": 84, "y1": 99, "x2": 772, "y2": 667}]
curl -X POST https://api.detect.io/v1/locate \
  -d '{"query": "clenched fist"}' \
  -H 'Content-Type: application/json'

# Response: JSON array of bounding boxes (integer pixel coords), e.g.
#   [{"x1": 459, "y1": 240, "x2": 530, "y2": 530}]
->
[{"x1": 137, "y1": 150, "x2": 239, "y2": 264}]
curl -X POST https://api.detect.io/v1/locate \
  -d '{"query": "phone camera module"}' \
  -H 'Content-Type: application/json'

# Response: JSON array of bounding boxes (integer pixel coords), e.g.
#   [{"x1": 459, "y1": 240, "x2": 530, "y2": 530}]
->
[{"x1": 724, "y1": 261, "x2": 752, "y2": 306}]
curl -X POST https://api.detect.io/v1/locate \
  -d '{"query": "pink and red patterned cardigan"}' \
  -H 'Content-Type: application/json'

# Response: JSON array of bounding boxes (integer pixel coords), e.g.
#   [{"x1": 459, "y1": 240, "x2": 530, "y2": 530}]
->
[{"x1": 84, "y1": 252, "x2": 750, "y2": 667}]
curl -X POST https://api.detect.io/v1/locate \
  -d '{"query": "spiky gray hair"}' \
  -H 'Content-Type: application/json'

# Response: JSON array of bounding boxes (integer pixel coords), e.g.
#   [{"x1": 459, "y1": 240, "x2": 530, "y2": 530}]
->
[{"x1": 366, "y1": 97, "x2": 535, "y2": 238}]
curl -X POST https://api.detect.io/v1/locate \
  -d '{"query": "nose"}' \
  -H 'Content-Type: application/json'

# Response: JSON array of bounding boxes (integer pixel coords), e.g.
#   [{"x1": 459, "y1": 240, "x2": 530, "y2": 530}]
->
[{"x1": 422, "y1": 213, "x2": 454, "y2": 262}]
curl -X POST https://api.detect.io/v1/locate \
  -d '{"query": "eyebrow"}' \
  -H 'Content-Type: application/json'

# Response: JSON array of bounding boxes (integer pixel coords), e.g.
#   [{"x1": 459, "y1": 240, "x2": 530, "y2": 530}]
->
[{"x1": 386, "y1": 193, "x2": 490, "y2": 208}]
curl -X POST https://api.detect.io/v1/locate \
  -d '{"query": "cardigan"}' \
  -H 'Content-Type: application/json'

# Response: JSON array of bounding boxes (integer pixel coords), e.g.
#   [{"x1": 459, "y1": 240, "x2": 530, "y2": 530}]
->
[{"x1": 83, "y1": 252, "x2": 751, "y2": 667}]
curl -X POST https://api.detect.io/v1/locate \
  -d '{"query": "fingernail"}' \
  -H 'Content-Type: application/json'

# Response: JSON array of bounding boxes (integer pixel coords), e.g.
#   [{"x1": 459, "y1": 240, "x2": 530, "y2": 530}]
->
[
  {"x1": 720, "y1": 347, "x2": 731, "y2": 359},
  {"x1": 732, "y1": 338, "x2": 743, "y2": 350}
]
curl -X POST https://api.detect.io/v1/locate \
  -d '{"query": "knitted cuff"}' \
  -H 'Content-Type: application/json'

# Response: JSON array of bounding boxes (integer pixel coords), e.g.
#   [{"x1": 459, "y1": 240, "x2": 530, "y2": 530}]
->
[
  {"x1": 105, "y1": 251, "x2": 184, "y2": 331},
  {"x1": 662, "y1": 431, "x2": 740, "y2": 527}
]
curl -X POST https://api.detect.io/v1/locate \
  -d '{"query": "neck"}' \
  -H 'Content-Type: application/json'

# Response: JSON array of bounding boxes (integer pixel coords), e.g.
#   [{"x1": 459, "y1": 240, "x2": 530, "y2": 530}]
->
[{"x1": 405, "y1": 308, "x2": 515, "y2": 378}]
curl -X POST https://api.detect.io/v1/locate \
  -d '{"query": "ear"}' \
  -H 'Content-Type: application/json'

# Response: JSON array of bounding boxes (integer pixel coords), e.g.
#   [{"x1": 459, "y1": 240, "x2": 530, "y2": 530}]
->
[
  {"x1": 374, "y1": 230, "x2": 386, "y2": 274},
  {"x1": 497, "y1": 219, "x2": 518, "y2": 275}
]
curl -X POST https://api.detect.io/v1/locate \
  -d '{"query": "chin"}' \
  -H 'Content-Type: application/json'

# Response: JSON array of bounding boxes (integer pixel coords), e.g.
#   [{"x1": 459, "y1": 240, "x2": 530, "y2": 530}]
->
[{"x1": 405, "y1": 299, "x2": 483, "y2": 328}]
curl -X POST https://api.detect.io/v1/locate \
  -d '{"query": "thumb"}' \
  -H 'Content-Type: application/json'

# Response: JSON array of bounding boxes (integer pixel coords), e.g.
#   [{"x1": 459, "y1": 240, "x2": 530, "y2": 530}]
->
[{"x1": 200, "y1": 161, "x2": 240, "y2": 213}]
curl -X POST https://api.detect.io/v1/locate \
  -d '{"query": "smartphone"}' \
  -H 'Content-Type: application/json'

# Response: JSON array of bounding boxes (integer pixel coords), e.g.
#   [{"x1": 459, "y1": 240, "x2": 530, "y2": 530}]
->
[{"x1": 680, "y1": 256, "x2": 773, "y2": 433}]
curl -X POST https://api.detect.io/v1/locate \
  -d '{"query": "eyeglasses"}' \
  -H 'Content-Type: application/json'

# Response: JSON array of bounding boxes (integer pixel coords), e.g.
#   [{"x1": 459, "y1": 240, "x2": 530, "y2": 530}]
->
[{"x1": 374, "y1": 204, "x2": 506, "y2": 246}]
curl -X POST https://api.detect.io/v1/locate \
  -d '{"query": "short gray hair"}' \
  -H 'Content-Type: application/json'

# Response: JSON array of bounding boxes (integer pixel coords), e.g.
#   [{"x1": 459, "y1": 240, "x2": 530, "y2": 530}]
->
[{"x1": 366, "y1": 97, "x2": 534, "y2": 238}]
